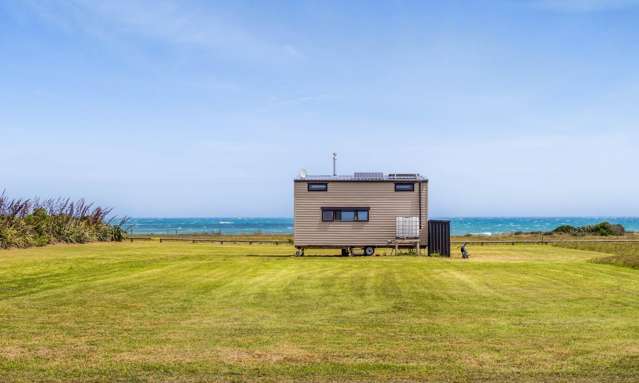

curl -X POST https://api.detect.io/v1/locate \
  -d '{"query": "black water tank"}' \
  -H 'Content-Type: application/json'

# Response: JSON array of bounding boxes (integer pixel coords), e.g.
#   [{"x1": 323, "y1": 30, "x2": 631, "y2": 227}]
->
[{"x1": 428, "y1": 220, "x2": 451, "y2": 257}]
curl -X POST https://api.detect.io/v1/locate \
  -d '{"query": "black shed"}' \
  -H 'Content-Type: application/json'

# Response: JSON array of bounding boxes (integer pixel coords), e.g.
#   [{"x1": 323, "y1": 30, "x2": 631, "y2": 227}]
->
[{"x1": 428, "y1": 220, "x2": 451, "y2": 257}]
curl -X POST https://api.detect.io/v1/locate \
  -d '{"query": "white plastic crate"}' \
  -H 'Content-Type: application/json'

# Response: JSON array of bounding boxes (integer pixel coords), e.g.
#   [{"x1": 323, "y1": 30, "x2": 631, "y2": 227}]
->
[{"x1": 396, "y1": 216, "x2": 419, "y2": 238}]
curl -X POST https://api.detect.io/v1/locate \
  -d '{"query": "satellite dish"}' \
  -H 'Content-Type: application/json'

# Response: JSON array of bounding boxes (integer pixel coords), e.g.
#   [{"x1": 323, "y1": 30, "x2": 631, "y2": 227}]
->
[{"x1": 299, "y1": 168, "x2": 307, "y2": 178}]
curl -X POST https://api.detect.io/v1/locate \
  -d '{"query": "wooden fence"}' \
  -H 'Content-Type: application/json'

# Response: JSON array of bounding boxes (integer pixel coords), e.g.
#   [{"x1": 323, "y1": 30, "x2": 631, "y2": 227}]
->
[
  {"x1": 128, "y1": 236, "x2": 639, "y2": 246},
  {"x1": 451, "y1": 239, "x2": 639, "y2": 246},
  {"x1": 129, "y1": 236, "x2": 291, "y2": 245}
]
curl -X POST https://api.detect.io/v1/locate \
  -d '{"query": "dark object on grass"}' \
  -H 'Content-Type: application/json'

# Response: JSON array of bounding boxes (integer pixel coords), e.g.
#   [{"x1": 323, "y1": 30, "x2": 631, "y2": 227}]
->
[{"x1": 461, "y1": 243, "x2": 470, "y2": 259}]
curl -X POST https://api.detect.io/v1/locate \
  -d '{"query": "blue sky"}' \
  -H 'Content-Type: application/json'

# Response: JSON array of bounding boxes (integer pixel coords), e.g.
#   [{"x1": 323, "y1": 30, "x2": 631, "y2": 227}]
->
[{"x1": 1, "y1": 0, "x2": 638, "y2": 217}]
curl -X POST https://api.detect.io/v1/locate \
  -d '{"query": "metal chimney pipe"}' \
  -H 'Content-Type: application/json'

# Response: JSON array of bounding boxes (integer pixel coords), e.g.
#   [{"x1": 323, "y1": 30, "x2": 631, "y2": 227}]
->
[{"x1": 332, "y1": 152, "x2": 337, "y2": 176}]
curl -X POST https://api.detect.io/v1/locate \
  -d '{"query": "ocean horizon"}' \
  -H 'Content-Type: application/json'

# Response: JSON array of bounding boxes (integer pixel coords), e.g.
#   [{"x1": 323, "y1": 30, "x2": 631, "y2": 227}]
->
[{"x1": 127, "y1": 217, "x2": 639, "y2": 236}]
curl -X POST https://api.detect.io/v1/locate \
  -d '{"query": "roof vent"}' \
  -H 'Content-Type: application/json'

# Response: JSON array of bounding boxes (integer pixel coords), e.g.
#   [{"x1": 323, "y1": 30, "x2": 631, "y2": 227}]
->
[{"x1": 354, "y1": 172, "x2": 384, "y2": 179}]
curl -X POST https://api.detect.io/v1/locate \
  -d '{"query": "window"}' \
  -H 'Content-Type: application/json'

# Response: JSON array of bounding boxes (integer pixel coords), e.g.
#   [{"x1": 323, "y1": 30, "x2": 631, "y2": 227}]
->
[
  {"x1": 321, "y1": 208, "x2": 369, "y2": 222},
  {"x1": 394, "y1": 183, "x2": 415, "y2": 192},
  {"x1": 308, "y1": 183, "x2": 328, "y2": 192},
  {"x1": 341, "y1": 210, "x2": 355, "y2": 221}
]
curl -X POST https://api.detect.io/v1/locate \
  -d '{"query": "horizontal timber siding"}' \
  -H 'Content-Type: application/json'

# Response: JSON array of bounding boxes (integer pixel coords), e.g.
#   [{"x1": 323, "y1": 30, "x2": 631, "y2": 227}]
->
[{"x1": 294, "y1": 181, "x2": 428, "y2": 247}]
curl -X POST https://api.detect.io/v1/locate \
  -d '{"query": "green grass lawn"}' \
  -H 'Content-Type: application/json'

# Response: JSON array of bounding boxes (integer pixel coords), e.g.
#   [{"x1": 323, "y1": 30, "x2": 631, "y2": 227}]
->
[{"x1": 1, "y1": 242, "x2": 639, "y2": 382}]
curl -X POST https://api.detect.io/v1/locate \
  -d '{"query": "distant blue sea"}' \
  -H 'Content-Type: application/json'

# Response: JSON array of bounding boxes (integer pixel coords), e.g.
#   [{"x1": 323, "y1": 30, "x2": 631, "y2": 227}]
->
[{"x1": 128, "y1": 217, "x2": 639, "y2": 236}]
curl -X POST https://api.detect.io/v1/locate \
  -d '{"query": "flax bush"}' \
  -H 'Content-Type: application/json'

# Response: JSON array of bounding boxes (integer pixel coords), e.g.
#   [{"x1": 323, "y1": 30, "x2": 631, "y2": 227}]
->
[{"x1": 0, "y1": 191, "x2": 127, "y2": 249}]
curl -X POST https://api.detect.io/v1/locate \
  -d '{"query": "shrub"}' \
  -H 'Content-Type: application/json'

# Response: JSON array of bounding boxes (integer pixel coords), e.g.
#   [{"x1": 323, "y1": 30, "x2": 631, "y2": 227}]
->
[
  {"x1": 0, "y1": 191, "x2": 127, "y2": 249},
  {"x1": 110, "y1": 225, "x2": 126, "y2": 242},
  {"x1": 553, "y1": 225, "x2": 577, "y2": 234},
  {"x1": 551, "y1": 221, "x2": 625, "y2": 236}
]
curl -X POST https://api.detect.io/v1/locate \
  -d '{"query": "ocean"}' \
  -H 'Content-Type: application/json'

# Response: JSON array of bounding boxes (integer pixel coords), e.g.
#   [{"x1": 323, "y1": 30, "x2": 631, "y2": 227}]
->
[{"x1": 127, "y1": 217, "x2": 639, "y2": 236}]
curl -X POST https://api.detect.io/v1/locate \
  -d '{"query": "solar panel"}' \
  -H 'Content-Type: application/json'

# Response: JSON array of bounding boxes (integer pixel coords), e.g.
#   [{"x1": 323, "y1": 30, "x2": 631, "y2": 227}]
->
[
  {"x1": 354, "y1": 172, "x2": 384, "y2": 179},
  {"x1": 296, "y1": 172, "x2": 425, "y2": 181}
]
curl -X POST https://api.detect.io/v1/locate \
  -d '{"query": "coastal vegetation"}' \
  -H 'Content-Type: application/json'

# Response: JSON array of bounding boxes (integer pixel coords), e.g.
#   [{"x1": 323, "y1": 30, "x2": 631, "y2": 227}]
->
[
  {"x1": 0, "y1": 192, "x2": 126, "y2": 249},
  {"x1": 505, "y1": 221, "x2": 628, "y2": 237},
  {"x1": 1, "y1": 241, "x2": 638, "y2": 381},
  {"x1": 551, "y1": 221, "x2": 625, "y2": 236}
]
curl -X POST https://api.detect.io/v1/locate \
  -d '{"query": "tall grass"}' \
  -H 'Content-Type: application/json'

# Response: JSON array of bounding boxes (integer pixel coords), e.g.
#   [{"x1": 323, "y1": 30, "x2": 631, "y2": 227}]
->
[
  {"x1": 0, "y1": 191, "x2": 127, "y2": 249},
  {"x1": 553, "y1": 242, "x2": 639, "y2": 269}
]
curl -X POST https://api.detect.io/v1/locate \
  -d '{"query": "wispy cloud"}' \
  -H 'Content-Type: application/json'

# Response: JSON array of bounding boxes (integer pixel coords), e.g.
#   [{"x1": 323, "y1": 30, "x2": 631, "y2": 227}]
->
[
  {"x1": 532, "y1": 0, "x2": 639, "y2": 12},
  {"x1": 21, "y1": 0, "x2": 303, "y2": 62}
]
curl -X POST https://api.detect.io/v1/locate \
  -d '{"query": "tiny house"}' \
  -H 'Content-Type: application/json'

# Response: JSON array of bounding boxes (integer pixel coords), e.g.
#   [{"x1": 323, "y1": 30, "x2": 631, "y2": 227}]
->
[{"x1": 294, "y1": 172, "x2": 428, "y2": 256}]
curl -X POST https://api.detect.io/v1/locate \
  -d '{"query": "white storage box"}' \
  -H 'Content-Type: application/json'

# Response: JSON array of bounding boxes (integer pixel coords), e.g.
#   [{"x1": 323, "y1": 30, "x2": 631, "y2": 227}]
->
[{"x1": 396, "y1": 216, "x2": 419, "y2": 238}]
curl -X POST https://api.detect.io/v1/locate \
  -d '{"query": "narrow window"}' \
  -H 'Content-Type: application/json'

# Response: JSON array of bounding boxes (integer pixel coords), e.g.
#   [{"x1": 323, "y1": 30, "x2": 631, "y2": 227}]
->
[
  {"x1": 308, "y1": 183, "x2": 328, "y2": 191},
  {"x1": 394, "y1": 183, "x2": 415, "y2": 192},
  {"x1": 321, "y1": 208, "x2": 369, "y2": 222},
  {"x1": 322, "y1": 210, "x2": 334, "y2": 222}
]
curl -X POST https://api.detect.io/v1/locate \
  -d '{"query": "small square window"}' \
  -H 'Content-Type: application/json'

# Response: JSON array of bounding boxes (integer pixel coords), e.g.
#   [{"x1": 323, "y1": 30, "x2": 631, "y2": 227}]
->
[
  {"x1": 394, "y1": 183, "x2": 414, "y2": 192},
  {"x1": 322, "y1": 210, "x2": 334, "y2": 221},
  {"x1": 308, "y1": 183, "x2": 328, "y2": 191}
]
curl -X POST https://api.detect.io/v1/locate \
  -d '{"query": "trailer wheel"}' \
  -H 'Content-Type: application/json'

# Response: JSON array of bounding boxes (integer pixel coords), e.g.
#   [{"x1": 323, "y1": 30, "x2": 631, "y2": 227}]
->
[
  {"x1": 341, "y1": 248, "x2": 350, "y2": 257},
  {"x1": 295, "y1": 249, "x2": 304, "y2": 257},
  {"x1": 364, "y1": 246, "x2": 375, "y2": 256}
]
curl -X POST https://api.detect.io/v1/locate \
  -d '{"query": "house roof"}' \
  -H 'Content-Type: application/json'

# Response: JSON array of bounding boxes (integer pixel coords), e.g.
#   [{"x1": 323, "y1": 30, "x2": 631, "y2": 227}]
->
[{"x1": 294, "y1": 173, "x2": 428, "y2": 182}]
